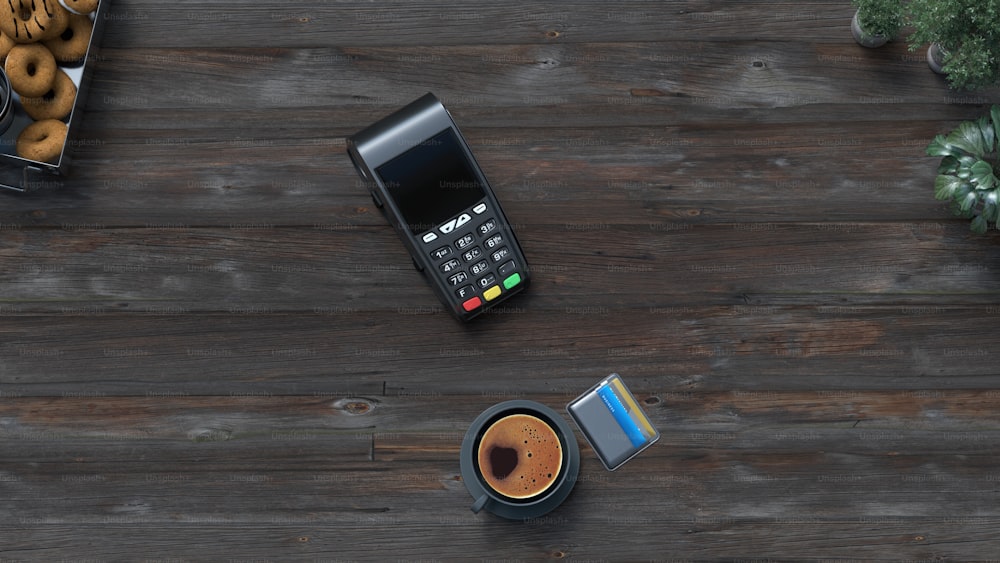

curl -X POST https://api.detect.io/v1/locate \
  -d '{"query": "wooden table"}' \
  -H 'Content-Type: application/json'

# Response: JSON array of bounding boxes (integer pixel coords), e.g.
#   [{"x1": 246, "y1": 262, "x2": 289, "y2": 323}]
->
[{"x1": 3, "y1": 1, "x2": 1000, "y2": 560}]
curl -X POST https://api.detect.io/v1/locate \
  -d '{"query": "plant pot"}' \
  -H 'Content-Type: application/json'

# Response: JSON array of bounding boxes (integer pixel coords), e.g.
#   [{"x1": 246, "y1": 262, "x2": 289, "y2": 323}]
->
[
  {"x1": 927, "y1": 43, "x2": 948, "y2": 74},
  {"x1": 851, "y1": 10, "x2": 890, "y2": 48}
]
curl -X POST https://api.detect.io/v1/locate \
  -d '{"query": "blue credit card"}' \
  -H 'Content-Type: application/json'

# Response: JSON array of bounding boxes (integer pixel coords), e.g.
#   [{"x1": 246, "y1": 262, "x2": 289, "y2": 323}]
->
[{"x1": 596, "y1": 383, "x2": 648, "y2": 448}]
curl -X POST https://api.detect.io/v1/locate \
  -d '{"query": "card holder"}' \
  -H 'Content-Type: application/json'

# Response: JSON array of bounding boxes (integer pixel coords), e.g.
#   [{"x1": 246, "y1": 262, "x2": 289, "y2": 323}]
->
[{"x1": 566, "y1": 373, "x2": 660, "y2": 471}]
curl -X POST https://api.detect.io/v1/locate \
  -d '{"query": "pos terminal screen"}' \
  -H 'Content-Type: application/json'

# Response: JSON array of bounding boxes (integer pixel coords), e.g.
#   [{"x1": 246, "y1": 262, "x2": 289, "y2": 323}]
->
[{"x1": 376, "y1": 128, "x2": 487, "y2": 235}]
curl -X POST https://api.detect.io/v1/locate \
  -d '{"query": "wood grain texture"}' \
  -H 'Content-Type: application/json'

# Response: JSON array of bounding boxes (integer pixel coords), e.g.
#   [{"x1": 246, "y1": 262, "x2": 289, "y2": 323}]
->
[{"x1": 2, "y1": 0, "x2": 1000, "y2": 560}]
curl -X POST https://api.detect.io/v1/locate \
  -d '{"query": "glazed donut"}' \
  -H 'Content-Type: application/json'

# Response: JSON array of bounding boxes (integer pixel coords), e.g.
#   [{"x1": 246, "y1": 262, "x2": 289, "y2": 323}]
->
[
  {"x1": 0, "y1": 0, "x2": 70, "y2": 43},
  {"x1": 5, "y1": 43, "x2": 57, "y2": 97},
  {"x1": 0, "y1": 30, "x2": 14, "y2": 61},
  {"x1": 43, "y1": 13, "x2": 91, "y2": 63},
  {"x1": 16, "y1": 118, "x2": 67, "y2": 162},
  {"x1": 20, "y1": 68, "x2": 76, "y2": 120},
  {"x1": 59, "y1": 0, "x2": 99, "y2": 16}
]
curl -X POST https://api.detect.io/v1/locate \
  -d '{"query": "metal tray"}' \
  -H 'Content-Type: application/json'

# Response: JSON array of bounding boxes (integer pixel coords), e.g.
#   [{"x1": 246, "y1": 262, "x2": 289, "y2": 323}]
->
[{"x1": 0, "y1": 0, "x2": 109, "y2": 192}]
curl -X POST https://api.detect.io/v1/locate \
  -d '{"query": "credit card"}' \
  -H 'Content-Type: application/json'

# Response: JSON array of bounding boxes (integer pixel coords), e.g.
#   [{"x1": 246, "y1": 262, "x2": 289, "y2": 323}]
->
[{"x1": 566, "y1": 373, "x2": 660, "y2": 471}]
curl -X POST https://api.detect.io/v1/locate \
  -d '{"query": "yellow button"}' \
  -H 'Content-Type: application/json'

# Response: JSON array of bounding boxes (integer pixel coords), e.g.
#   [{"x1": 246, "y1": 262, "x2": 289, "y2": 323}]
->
[{"x1": 483, "y1": 286, "x2": 502, "y2": 301}]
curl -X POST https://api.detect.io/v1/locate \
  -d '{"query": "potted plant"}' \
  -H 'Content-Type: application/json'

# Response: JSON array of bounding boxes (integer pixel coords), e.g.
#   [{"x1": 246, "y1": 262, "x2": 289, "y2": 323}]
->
[
  {"x1": 851, "y1": 0, "x2": 903, "y2": 48},
  {"x1": 907, "y1": 0, "x2": 1000, "y2": 90},
  {"x1": 926, "y1": 105, "x2": 1000, "y2": 233}
]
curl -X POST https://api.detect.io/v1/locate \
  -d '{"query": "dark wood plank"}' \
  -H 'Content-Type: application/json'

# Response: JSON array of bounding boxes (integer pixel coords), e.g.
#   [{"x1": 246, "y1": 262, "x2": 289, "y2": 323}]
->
[
  {"x1": 3, "y1": 115, "x2": 965, "y2": 225},
  {"x1": 2, "y1": 305, "x2": 998, "y2": 397},
  {"x1": 84, "y1": 42, "x2": 956, "y2": 112},
  {"x1": 2, "y1": 224, "x2": 999, "y2": 311},
  {"x1": 100, "y1": 1, "x2": 858, "y2": 49}
]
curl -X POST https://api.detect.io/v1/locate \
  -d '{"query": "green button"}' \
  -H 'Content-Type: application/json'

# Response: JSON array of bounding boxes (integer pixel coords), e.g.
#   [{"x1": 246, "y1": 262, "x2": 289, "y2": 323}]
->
[{"x1": 502, "y1": 273, "x2": 521, "y2": 290}]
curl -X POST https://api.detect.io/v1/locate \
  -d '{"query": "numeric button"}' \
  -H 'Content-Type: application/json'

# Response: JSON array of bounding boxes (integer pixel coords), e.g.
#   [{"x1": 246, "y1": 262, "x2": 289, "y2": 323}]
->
[
  {"x1": 491, "y1": 246, "x2": 509, "y2": 263},
  {"x1": 440, "y1": 259, "x2": 461, "y2": 273},
  {"x1": 484, "y1": 234, "x2": 503, "y2": 249},
  {"x1": 431, "y1": 246, "x2": 452, "y2": 260},
  {"x1": 477, "y1": 273, "x2": 497, "y2": 289},
  {"x1": 455, "y1": 233, "x2": 475, "y2": 250},
  {"x1": 462, "y1": 246, "x2": 482, "y2": 262},
  {"x1": 478, "y1": 218, "x2": 497, "y2": 236}
]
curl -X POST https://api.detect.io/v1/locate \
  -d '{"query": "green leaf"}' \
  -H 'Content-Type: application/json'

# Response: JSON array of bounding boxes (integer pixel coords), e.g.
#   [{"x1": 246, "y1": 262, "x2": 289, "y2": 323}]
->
[
  {"x1": 960, "y1": 190, "x2": 978, "y2": 212},
  {"x1": 983, "y1": 196, "x2": 999, "y2": 222},
  {"x1": 980, "y1": 116, "x2": 997, "y2": 154},
  {"x1": 956, "y1": 155, "x2": 978, "y2": 178},
  {"x1": 953, "y1": 184, "x2": 975, "y2": 215},
  {"x1": 934, "y1": 175, "x2": 964, "y2": 200},
  {"x1": 992, "y1": 105, "x2": 1000, "y2": 142},
  {"x1": 927, "y1": 134, "x2": 959, "y2": 157},
  {"x1": 937, "y1": 156, "x2": 960, "y2": 175},
  {"x1": 946, "y1": 120, "x2": 987, "y2": 156},
  {"x1": 971, "y1": 215, "x2": 988, "y2": 234},
  {"x1": 952, "y1": 200, "x2": 973, "y2": 218},
  {"x1": 971, "y1": 160, "x2": 997, "y2": 190}
]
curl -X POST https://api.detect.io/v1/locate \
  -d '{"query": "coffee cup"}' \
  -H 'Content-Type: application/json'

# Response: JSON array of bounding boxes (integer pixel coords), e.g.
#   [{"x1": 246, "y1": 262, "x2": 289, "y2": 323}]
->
[{"x1": 460, "y1": 400, "x2": 580, "y2": 520}]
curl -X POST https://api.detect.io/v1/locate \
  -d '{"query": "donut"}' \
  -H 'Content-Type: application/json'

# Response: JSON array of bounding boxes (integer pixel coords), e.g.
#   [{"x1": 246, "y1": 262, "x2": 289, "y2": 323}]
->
[
  {"x1": 0, "y1": 30, "x2": 14, "y2": 61},
  {"x1": 0, "y1": 0, "x2": 70, "y2": 43},
  {"x1": 5, "y1": 43, "x2": 57, "y2": 97},
  {"x1": 20, "y1": 68, "x2": 75, "y2": 120},
  {"x1": 16, "y1": 118, "x2": 67, "y2": 162},
  {"x1": 59, "y1": 0, "x2": 98, "y2": 16},
  {"x1": 43, "y1": 13, "x2": 91, "y2": 63}
]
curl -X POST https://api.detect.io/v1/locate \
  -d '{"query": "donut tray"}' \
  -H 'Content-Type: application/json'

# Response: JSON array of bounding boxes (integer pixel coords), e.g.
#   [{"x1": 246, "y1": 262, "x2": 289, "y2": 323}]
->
[{"x1": 0, "y1": 0, "x2": 108, "y2": 192}]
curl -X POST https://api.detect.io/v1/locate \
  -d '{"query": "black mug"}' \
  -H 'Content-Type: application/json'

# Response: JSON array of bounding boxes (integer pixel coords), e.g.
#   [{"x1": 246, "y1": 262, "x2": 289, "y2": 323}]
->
[{"x1": 460, "y1": 400, "x2": 580, "y2": 520}]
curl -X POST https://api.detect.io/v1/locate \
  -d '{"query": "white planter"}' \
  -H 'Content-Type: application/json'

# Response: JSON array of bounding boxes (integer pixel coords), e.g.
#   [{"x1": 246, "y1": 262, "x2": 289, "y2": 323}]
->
[
  {"x1": 851, "y1": 10, "x2": 890, "y2": 48},
  {"x1": 927, "y1": 43, "x2": 948, "y2": 74}
]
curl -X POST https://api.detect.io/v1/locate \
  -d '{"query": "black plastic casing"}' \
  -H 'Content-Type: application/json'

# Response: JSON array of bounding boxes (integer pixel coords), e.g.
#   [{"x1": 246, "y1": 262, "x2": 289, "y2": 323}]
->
[{"x1": 346, "y1": 93, "x2": 530, "y2": 321}]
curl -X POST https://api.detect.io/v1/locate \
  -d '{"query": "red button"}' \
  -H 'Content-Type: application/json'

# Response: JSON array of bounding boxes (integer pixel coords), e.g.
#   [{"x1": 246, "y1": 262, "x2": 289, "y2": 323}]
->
[{"x1": 462, "y1": 296, "x2": 482, "y2": 312}]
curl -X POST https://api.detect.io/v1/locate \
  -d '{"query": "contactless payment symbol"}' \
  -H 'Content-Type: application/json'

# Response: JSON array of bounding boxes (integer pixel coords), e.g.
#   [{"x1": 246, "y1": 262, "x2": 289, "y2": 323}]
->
[{"x1": 566, "y1": 373, "x2": 660, "y2": 471}]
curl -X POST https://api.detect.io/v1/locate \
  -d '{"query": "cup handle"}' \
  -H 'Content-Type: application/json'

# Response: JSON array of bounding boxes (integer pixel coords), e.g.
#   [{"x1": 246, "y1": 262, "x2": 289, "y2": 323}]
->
[{"x1": 471, "y1": 493, "x2": 489, "y2": 513}]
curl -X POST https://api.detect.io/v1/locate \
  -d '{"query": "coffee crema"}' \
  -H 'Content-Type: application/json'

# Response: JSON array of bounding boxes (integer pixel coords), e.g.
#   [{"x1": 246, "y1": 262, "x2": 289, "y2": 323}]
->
[{"x1": 476, "y1": 413, "x2": 562, "y2": 499}]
